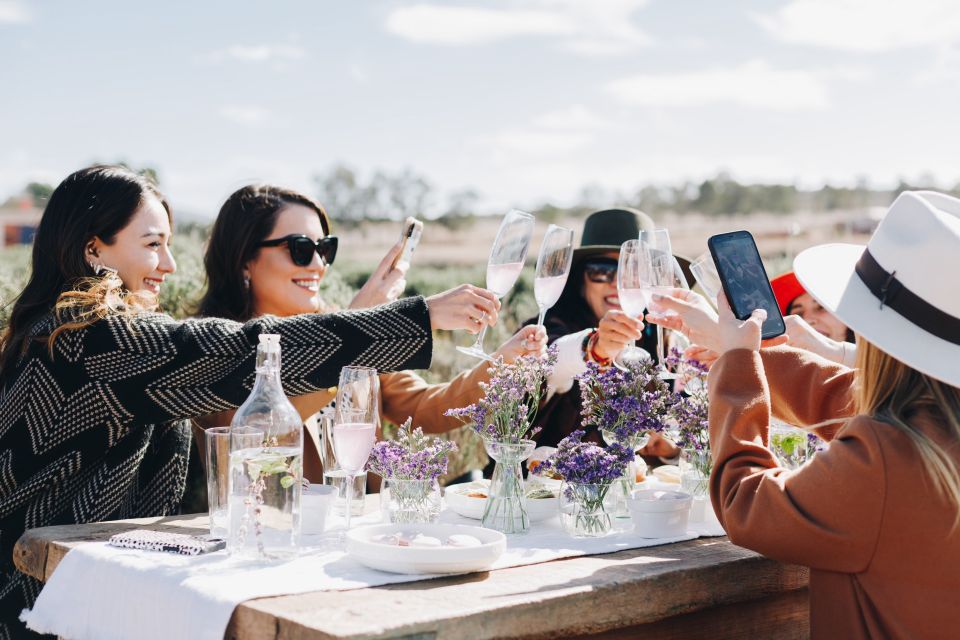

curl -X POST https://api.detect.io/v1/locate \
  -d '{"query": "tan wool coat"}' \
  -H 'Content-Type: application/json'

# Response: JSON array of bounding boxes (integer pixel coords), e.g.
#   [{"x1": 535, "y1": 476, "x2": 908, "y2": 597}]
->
[{"x1": 708, "y1": 346, "x2": 960, "y2": 640}]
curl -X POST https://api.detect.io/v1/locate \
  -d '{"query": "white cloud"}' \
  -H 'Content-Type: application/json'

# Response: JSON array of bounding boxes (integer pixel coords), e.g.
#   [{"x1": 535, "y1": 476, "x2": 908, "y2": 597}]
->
[
  {"x1": 384, "y1": 0, "x2": 650, "y2": 56},
  {"x1": 0, "y1": 1, "x2": 30, "y2": 23},
  {"x1": 210, "y1": 44, "x2": 306, "y2": 63},
  {"x1": 606, "y1": 60, "x2": 831, "y2": 111},
  {"x1": 753, "y1": 0, "x2": 960, "y2": 52},
  {"x1": 219, "y1": 106, "x2": 270, "y2": 125},
  {"x1": 480, "y1": 129, "x2": 594, "y2": 158},
  {"x1": 531, "y1": 105, "x2": 608, "y2": 130}
]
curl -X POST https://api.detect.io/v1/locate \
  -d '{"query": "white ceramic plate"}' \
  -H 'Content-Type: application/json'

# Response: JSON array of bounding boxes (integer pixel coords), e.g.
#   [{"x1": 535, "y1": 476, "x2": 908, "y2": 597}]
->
[
  {"x1": 346, "y1": 523, "x2": 506, "y2": 574},
  {"x1": 444, "y1": 480, "x2": 559, "y2": 522}
]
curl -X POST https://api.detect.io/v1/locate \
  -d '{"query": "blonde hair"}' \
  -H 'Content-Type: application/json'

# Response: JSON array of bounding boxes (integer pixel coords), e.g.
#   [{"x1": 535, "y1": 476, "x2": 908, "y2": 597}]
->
[
  {"x1": 47, "y1": 271, "x2": 157, "y2": 356},
  {"x1": 854, "y1": 339, "x2": 960, "y2": 528}
]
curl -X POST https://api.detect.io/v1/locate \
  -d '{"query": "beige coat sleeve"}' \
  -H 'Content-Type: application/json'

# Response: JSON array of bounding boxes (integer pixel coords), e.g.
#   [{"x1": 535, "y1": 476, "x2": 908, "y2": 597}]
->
[
  {"x1": 708, "y1": 349, "x2": 885, "y2": 573},
  {"x1": 379, "y1": 364, "x2": 491, "y2": 434}
]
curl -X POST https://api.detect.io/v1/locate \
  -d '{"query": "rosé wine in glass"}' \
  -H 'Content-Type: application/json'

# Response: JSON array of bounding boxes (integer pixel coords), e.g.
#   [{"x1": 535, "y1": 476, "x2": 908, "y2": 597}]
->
[
  {"x1": 618, "y1": 287, "x2": 651, "y2": 319},
  {"x1": 486, "y1": 261, "x2": 525, "y2": 297},
  {"x1": 534, "y1": 275, "x2": 567, "y2": 309},
  {"x1": 332, "y1": 423, "x2": 376, "y2": 474}
]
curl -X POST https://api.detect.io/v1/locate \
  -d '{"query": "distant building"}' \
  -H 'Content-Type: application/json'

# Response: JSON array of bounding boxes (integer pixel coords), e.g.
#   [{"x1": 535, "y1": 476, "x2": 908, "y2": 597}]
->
[{"x1": 0, "y1": 196, "x2": 42, "y2": 247}]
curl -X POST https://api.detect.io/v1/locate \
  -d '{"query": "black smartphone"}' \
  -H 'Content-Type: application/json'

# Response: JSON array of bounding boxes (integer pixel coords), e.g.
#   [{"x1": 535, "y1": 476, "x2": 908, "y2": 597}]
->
[{"x1": 707, "y1": 230, "x2": 786, "y2": 339}]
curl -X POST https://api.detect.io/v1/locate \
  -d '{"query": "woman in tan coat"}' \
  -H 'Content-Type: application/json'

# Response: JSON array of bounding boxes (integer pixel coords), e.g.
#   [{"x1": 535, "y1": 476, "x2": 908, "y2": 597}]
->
[
  {"x1": 648, "y1": 190, "x2": 960, "y2": 639},
  {"x1": 194, "y1": 184, "x2": 546, "y2": 482}
]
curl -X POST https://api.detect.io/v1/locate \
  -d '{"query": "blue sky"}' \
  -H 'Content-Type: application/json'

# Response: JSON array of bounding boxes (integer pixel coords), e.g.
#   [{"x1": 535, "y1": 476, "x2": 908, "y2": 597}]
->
[{"x1": 2, "y1": 0, "x2": 960, "y2": 217}]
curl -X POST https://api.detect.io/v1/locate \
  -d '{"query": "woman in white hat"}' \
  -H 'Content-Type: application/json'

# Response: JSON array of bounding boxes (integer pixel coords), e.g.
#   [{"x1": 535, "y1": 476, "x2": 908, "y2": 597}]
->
[{"x1": 647, "y1": 191, "x2": 960, "y2": 638}]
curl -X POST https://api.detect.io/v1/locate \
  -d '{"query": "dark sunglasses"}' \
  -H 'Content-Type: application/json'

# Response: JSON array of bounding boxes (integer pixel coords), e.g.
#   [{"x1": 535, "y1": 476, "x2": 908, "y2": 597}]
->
[
  {"x1": 583, "y1": 258, "x2": 618, "y2": 283},
  {"x1": 257, "y1": 235, "x2": 338, "y2": 267}
]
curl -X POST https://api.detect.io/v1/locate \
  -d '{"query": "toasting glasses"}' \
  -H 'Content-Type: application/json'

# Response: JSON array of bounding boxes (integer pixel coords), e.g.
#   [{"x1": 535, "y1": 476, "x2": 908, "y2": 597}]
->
[
  {"x1": 639, "y1": 229, "x2": 678, "y2": 377},
  {"x1": 457, "y1": 209, "x2": 535, "y2": 360},
  {"x1": 614, "y1": 239, "x2": 653, "y2": 369},
  {"x1": 533, "y1": 224, "x2": 574, "y2": 326},
  {"x1": 332, "y1": 366, "x2": 379, "y2": 533}
]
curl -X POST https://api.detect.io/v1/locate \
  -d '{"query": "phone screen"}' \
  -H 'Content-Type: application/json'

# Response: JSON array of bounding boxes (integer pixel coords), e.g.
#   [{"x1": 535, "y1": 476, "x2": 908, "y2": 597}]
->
[{"x1": 708, "y1": 231, "x2": 785, "y2": 339}]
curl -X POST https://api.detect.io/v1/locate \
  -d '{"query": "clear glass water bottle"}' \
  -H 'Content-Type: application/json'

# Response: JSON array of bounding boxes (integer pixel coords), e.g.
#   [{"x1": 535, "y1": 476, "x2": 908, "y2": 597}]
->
[{"x1": 228, "y1": 334, "x2": 303, "y2": 559}]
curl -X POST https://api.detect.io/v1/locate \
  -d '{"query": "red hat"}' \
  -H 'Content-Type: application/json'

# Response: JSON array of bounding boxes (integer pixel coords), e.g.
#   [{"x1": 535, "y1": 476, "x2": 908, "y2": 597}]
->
[{"x1": 770, "y1": 271, "x2": 806, "y2": 316}]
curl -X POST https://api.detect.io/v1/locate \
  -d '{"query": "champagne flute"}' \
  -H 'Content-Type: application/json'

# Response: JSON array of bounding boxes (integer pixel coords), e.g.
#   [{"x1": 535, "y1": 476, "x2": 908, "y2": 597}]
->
[
  {"x1": 639, "y1": 229, "x2": 674, "y2": 376},
  {"x1": 332, "y1": 366, "x2": 379, "y2": 534},
  {"x1": 457, "y1": 209, "x2": 535, "y2": 360},
  {"x1": 614, "y1": 239, "x2": 653, "y2": 369},
  {"x1": 647, "y1": 253, "x2": 692, "y2": 378},
  {"x1": 534, "y1": 224, "x2": 574, "y2": 326}
]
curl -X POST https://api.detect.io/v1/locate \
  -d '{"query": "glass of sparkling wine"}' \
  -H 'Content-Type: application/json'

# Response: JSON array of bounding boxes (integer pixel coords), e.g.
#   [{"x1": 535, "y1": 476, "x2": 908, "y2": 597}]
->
[
  {"x1": 457, "y1": 209, "x2": 535, "y2": 360},
  {"x1": 639, "y1": 228, "x2": 676, "y2": 376},
  {"x1": 614, "y1": 239, "x2": 653, "y2": 369},
  {"x1": 534, "y1": 224, "x2": 574, "y2": 326},
  {"x1": 333, "y1": 366, "x2": 379, "y2": 534}
]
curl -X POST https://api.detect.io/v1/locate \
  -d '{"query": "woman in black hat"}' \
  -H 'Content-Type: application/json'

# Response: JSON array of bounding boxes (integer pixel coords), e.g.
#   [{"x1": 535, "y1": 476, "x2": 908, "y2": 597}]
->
[{"x1": 526, "y1": 208, "x2": 679, "y2": 453}]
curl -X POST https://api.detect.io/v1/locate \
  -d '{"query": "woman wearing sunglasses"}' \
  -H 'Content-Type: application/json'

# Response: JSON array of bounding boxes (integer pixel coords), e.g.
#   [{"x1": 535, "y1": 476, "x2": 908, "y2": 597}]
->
[
  {"x1": 0, "y1": 168, "x2": 493, "y2": 638},
  {"x1": 527, "y1": 208, "x2": 676, "y2": 450},
  {"x1": 194, "y1": 184, "x2": 546, "y2": 483}
]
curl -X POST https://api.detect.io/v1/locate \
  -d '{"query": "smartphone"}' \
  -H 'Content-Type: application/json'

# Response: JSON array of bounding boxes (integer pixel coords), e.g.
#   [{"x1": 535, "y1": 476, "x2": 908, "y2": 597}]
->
[
  {"x1": 108, "y1": 529, "x2": 226, "y2": 556},
  {"x1": 391, "y1": 217, "x2": 423, "y2": 270},
  {"x1": 707, "y1": 230, "x2": 786, "y2": 339}
]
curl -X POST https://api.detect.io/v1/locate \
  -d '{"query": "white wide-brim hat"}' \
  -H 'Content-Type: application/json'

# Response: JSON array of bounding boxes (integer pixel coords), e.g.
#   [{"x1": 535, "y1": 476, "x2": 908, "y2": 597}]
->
[{"x1": 793, "y1": 190, "x2": 960, "y2": 387}]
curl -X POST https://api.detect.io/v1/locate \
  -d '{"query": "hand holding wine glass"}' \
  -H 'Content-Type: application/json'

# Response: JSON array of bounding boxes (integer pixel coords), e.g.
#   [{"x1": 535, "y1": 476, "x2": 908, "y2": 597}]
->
[
  {"x1": 613, "y1": 239, "x2": 653, "y2": 369},
  {"x1": 534, "y1": 224, "x2": 574, "y2": 327},
  {"x1": 457, "y1": 209, "x2": 535, "y2": 360},
  {"x1": 332, "y1": 366, "x2": 379, "y2": 534}
]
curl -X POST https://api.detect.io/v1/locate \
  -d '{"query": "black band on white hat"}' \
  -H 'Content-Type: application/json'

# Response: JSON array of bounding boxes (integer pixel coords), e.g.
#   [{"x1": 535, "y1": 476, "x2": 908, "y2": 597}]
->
[{"x1": 855, "y1": 249, "x2": 960, "y2": 345}]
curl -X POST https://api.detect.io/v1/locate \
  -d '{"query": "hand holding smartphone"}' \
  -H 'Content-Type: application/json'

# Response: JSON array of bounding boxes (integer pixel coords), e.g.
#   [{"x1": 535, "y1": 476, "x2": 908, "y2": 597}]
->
[
  {"x1": 390, "y1": 217, "x2": 423, "y2": 270},
  {"x1": 707, "y1": 230, "x2": 785, "y2": 339}
]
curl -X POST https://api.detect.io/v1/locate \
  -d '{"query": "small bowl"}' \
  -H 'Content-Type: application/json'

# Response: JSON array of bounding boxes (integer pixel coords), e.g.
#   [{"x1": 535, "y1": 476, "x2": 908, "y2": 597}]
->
[
  {"x1": 444, "y1": 480, "x2": 559, "y2": 522},
  {"x1": 302, "y1": 484, "x2": 337, "y2": 534},
  {"x1": 346, "y1": 523, "x2": 506, "y2": 574},
  {"x1": 627, "y1": 489, "x2": 692, "y2": 538}
]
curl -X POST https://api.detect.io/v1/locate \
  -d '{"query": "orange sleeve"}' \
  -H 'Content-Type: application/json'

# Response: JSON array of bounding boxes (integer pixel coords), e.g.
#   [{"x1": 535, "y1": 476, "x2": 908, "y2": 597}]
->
[
  {"x1": 708, "y1": 349, "x2": 885, "y2": 572},
  {"x1": 379, "y1": 364, "x2": 491, "y2": 434},
  {"x1": 759, "y1": 345, "x2": 856, "y2": 441}
]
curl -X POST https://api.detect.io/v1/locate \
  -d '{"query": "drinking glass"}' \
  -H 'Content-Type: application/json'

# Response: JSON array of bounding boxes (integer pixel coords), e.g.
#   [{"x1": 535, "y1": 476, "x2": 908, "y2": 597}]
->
[
  {"x1": 332, "y1": 366, "x2": 379, "y2": 533},
  {"x1": 457, "y1": 209, "x2": 535, "y2": 360},
  {"x1": 614, "y1": 239, "x2": 653, "y2": 369},
  {"x1": 206, "y1": 427, "x2": 262, "y2": 539},
  {"x1": 690, "y1": 251, "x2": 722, "y2": 306},
  {"x1": 319, "y1": 407, "x2": 365, "y2": 516},
  {"x1": 639, "y1": 229, "x2": 675, "y2": 376},
  {"x1": 533, "y1": 224, "x2": 574, "y2": 326}
]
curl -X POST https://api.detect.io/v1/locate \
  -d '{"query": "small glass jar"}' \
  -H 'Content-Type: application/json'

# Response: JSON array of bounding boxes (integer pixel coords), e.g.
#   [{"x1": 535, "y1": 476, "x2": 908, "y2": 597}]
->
[
  {"x1": 769, "y1": 423, "x2": 809, "y2": 470},
  {"x1": 559, "y1": 481, "x2": 614, "y2": 538},
  {"x1": 680, "y1": 447, "x2": 711, "y2": 498},
  {"x1": 381, "y1": 478, "x2": 442, "y2": 524}
]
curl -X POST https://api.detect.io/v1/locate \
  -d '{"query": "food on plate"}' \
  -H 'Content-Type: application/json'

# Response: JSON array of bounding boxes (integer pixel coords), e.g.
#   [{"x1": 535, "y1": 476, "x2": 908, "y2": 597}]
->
[
  {"x1": 652, "y1": 464, "x2": 681, "y2": 484},
  {"x1": 524, "y1": 486, "x2": 555, "y2": 500},
  {"x1": 408, "y1": 535, "x2": 442, "y2": 548},
  {"x1": 446, "y1": 534, "x2": 483, "y2": 548},
  {"x1": 466, "y1": 491, "x2": 487, "y2": 499}
]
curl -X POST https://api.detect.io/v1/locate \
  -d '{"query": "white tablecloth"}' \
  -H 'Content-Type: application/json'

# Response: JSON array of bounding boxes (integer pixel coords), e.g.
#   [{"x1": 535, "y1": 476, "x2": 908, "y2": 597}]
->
[{"x1": 22, "y1": 493, "x2": 724, "y2": 640}]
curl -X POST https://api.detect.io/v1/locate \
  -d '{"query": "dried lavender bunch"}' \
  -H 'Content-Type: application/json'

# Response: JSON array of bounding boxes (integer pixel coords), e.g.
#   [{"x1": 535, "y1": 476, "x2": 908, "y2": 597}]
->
[{"x1": 366, "y1": 418, "x2": 458, "y2": 481}]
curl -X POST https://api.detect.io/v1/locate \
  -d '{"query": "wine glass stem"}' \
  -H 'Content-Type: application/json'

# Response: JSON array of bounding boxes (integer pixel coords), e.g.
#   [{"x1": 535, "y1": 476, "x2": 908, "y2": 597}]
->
[
  {"x1": 472, "y1": 324, "x2": 489, "y2": 352},
  {"x1": 537, "y1": 307, "x2": 546, "y2": 327},
  {"x1": 656, "y1": 325, "x2": 666, "y2": 367},
  {"x1": 344, "y1": 474, "x2": 353, "y2": 531}
]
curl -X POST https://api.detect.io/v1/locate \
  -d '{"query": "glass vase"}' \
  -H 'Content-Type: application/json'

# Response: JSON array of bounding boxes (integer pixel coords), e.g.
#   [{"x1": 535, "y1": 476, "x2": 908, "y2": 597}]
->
[
  {"x1": 482, "y1": 439, "x2": 536, "y2": 534},
  {"x1": 381, "y1": 478, "x2": 441, "y2": 524},
  {"x1": 559, "y1": 481, "x2": 614, "y2": 537},
  {"x1": 770, "y1": 423, "x2": 809, "y2": 470},
  {"x1": 601, "y1": 429, "x2": 649, "y2": 523},
  {"x1": 680, "y1": 447, "x2": 711, "y2": 498}
]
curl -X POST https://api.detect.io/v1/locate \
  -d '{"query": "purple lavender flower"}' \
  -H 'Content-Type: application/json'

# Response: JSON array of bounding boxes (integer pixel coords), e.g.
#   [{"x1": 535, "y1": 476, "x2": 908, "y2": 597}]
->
[
  {"x1": 667, "y1": 348, "x2": 710, "y2": 451},
  {"x1": 445, "y1": 347, "x2": 557, "y2": 442},
  {"x1": 367, "y1": 418, "x2": 458, "y2": 481},
  {"x1": 577, "y1": 358, "x2": 675, "y2": 443},
  {"x1": 534, "y1": 430, "x2": 634, "y2": 485}
]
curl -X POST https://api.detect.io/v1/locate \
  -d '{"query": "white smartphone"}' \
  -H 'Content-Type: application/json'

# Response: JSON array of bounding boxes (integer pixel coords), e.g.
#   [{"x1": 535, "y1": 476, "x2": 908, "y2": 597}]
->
[{"x1": 391, "y1": 217, "x2": 423, "y2": 270}]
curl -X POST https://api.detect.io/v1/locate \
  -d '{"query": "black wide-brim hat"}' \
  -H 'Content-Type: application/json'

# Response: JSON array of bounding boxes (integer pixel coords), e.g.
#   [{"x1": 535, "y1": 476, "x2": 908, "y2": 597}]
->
[{"x1": 573, "y1": 207, "x2": 694, "y2": 286}]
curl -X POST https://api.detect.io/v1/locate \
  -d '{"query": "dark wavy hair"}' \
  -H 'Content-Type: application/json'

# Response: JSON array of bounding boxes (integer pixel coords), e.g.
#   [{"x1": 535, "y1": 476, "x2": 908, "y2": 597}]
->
[
  {"x1": 195, "y1": 185, "x2": 331, "y2": 321},
  {"x1": 0, "y1": 165, "x2": 171, "y2": 378}
]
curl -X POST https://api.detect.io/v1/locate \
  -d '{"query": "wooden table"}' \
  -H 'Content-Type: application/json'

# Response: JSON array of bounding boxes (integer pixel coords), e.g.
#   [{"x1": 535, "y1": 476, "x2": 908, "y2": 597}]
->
[{"x1": 15, "y1": 507, "x2": 810, "y2": 640}]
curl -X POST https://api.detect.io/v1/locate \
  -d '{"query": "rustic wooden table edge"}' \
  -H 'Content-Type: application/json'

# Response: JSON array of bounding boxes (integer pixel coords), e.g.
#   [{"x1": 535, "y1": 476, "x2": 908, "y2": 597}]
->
[{"x1": 14, "y1": 513, "x2": 810, "y2": 639}]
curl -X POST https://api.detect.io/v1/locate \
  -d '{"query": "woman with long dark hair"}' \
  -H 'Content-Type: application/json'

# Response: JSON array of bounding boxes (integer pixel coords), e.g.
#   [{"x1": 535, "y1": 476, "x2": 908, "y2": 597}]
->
[
  {"x1": 194, "y1": 184, "x2": 546, "y2": 482},
  {"x1": 0, "y1": 166, "x2": 496, "y2": 636}
]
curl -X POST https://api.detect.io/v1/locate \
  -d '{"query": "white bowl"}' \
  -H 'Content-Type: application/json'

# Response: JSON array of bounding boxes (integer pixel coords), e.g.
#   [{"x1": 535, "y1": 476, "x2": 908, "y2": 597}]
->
[
  {"x1": 302, "y1": 484, "x2": 337, "y2": 534},
  {"x1": 627, "y1": 489, "x2": 692, "y2": 538},
  {"x1": 346, "y1": 523, "x2": 506, "y2": 574},
  {"x1": 444, "y1": 480, "x2": 559, "y2": 522}
]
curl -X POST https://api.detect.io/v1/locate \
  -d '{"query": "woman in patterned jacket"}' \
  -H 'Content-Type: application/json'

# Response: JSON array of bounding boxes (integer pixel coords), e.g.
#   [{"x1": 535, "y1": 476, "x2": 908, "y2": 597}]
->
[
  {"x1": 193, "y1": 184, "x2": 547, "y2": 483},
  {"x1": 0, "y1": 165, "x2": 498, "y2": 636}
]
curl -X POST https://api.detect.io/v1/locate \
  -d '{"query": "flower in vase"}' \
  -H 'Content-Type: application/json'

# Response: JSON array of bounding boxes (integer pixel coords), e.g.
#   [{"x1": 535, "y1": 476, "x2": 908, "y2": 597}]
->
[
  {"x1": 666, "y1": 349, "x2": 712, "y2": 478},
  {"x1": 534, "y1": 430, "x2": 634, "y2": 486},
  {"x1": 367, "y1": 418, "x2": 458, "y2": 481},
  {"x1": 445, "y1": 348, "x2": 556, "y2": 443},
  {"x1": 577, "y1": 358, "x2": 675, "y2": 444}
]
